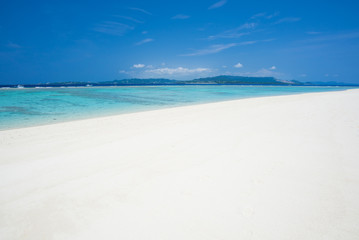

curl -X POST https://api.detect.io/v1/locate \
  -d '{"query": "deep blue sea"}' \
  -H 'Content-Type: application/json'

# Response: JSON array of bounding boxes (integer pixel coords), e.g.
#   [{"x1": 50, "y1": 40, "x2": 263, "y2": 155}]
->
[{"x1": 0, "y1": 85, "x2": 352, "y2": 130}]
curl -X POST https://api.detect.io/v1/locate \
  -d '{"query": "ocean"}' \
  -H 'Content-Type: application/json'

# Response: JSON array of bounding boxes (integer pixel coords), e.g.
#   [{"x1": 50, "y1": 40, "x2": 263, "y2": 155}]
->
[{"x1": 0, "y1": 85, "x2": 352, "y2": 130}]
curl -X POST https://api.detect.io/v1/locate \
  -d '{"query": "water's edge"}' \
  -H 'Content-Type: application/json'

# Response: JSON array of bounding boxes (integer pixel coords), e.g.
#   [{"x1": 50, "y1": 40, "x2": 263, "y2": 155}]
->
[{"x1": 0, "y1": 86, "x2": 354, "y2": 131}]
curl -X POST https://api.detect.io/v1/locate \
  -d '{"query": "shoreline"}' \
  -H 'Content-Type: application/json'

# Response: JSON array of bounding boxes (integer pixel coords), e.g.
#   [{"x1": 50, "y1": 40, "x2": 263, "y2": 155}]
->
[
  {"x1": 0, "y1": 87, "x2": 354, "y2": 132},
  {"x1": 1, "y1": 89, "x2": 359, "y2": 239}
]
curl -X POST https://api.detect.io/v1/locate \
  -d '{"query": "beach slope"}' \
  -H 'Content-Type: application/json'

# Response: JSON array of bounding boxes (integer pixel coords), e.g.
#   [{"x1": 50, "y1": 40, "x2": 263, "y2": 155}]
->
[{"x1": 1, "y1": 89, "x2": 359, "y2": 239}]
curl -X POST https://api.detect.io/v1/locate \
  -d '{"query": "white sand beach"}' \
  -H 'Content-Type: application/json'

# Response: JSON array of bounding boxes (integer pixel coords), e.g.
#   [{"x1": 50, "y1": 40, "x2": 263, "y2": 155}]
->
[{"x1": 1, "y1": 89, "x2": 359, "y2": 240}]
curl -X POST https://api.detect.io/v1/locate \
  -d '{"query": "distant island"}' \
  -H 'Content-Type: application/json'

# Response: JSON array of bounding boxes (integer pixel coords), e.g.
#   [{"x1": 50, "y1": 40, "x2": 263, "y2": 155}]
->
[{"x1": 1, "y1": 75, "x2": 358, "y2": 88}]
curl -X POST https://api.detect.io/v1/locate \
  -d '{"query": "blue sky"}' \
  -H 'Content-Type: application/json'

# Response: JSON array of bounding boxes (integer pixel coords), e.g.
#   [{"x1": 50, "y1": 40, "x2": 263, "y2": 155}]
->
[{"x1": 1, "y1": 0, "x2": 359, "y2": 84}]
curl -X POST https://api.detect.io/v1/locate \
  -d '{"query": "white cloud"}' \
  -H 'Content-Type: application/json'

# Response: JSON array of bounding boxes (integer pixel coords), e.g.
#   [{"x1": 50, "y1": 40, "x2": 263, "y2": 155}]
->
[
  {"x1": 133, "y1": 64, "x2": 145, "y2": 68},
  {"x1": 270, "y1": 66, "x2": 276, "y2": 70},
  {"x1": 135, "y1": 38, "x2": 154, "y2": 45},
  {"x1": 234, "y1": 62, "x2": 243, "y2": 68},
  {"x1": 172, "y1": 14, "x2": 190, "y2": 19},
  {"x1": 208, "y1": 0, "x2": 227, "y2": 10},
  {"x1": 181, "y1": 43, "x2": 237, "y2": 56},
  {"x1": 146, "y1": 67, "x2": 210, "y2": 75},
  {"x1": 142, "y1": 31, "x2": 148, "y2": 34},
  {"x1": 299, "y1": 74, "x2": 307, "y2": 77}
]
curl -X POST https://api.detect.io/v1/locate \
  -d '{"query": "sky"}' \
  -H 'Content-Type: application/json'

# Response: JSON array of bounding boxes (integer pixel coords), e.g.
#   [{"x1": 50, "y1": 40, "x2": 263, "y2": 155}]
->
[{"x1": 1, "y1": 0, "x2": 359, "y2": 84}]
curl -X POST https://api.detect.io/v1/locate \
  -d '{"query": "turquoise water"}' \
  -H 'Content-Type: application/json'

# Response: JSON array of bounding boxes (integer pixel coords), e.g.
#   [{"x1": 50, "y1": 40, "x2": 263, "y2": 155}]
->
[{"x1": 0, "y1": 85, "x2": 352, "y2": 130}]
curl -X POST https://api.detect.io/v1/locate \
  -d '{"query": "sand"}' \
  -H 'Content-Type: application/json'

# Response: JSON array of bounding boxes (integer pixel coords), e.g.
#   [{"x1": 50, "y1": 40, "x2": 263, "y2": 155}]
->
[{"x1": 1, "y1": 89, "x2": 359, "y2": 239}]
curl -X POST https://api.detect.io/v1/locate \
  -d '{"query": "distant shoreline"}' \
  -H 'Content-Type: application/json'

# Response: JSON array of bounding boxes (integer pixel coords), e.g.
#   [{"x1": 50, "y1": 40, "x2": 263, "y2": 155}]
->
[
  {"x1": 2, "y1": 83, "x2": 359, "y2": 89},
  {"x1": 2, "y1": 75, "x2": 358, "y2": 88}
]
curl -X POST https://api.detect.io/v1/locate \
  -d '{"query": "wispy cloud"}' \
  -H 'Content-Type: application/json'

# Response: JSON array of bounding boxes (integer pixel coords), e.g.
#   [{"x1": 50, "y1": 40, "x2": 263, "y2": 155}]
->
[
  {"x1": 208, "y1": 32, "x2": 249, "y2": 40},
  {"x1": 238, "y1": 40, "x2": 258, "y2": 45},
  {"x1": 182, "y1": 39, "x2": 266, "y2": 56},
  {"x1": 320, "y1": 32, "x2": 359, "y2": 41},
  {"x1": 172, "y1": 14, "x2": 190, "y2": 20},
  {"x1": 181, "y1": 43, "x2": 237, "y2": 56},
  {"x1": 262, "y1": 38, "x2": 276, "y2": 42},
  {"x1": 306, "y1": 31, "x2": 322, "y2": 35},
  {"x1": 135, "y1": 38, "x2": 154, "y2": 45},
  {"x1": 251, "y1": 12, "x2": 279, "y2": 20},
  {"x1": 324, "y1": 73, "x2": 339, "y2": 77},
  {"x1": 207, "y1": 23, "x2": 257, "y2": 40},
  {"x1": 146, "y1": 67, "x2": 210, "y2": 75},
  {"x1": 250, "y1": 12, "x2": 266, "y2": 19},
  {"x1": 298, "y1": 31, "x2": 359, "y2": 44},
  {"x1": 208, "y1": 0, "x2": 227, "y2": 10},
  {"x1": 270, "y1": 66, "x2": 276, "y2": 70},
  {"x1": 266, "y1": 12, "x2": 279, "y2": 19},
  {"x1": 6, "y1": 42, "x2": 21, "y2": 48},
  {"x1": 133, "y1": 64, "x2": 145, "y2": 68},
  {"x1": 273, "y1": 17, "x2": 301, "y2": 24},
  {"x1": 94, "y1": 21, "x2": 133, "y2": 36},
  {"x1": 128, "y1": 7, "x2": 152, "y2": 15},
  {"x1": 114, "y1": 15, "x2": 144, "y2": 24}
]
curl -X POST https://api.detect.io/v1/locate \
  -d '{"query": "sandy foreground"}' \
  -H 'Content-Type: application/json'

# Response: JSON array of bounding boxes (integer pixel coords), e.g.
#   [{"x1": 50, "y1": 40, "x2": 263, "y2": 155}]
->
[{"x1": 1, "y1": 89, "x2": 359, "y2": 240}]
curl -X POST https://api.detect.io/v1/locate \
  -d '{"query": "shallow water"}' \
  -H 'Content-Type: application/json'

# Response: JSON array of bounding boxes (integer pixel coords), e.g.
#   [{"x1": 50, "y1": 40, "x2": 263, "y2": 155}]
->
[{"x1": 0, "y1": 85, "x2": 352, "y2": 130}]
